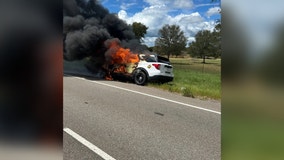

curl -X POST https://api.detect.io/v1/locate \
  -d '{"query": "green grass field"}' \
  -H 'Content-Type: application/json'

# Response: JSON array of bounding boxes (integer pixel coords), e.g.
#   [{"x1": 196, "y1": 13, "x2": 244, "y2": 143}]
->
[{"x1": 149, "y1": 57, "x2": 221, "y2": 100}]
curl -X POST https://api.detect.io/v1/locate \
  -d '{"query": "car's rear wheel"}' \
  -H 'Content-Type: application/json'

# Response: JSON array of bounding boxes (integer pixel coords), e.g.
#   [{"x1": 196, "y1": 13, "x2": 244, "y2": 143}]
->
[{"x1": 134, "y1": 70, "x2": 147, "y2": 85}]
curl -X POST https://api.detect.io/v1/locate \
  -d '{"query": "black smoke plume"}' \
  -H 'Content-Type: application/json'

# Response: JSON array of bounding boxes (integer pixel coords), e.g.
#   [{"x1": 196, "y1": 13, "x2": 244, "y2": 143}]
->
[{"x1": 63, "y1": 0, "x2": 148, "y2": 74}]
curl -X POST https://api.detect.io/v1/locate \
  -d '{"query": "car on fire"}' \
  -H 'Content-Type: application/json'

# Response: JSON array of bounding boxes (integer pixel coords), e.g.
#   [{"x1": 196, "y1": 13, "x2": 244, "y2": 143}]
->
[{"x1": 109, "y1": 53, "x2": 174, "y2": 85}]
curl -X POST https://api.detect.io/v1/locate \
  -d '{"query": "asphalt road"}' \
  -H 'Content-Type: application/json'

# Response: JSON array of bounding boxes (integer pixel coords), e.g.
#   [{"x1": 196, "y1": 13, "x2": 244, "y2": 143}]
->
[{"x1": 63, "y1": 75, "x2": 221, "y2": 160}]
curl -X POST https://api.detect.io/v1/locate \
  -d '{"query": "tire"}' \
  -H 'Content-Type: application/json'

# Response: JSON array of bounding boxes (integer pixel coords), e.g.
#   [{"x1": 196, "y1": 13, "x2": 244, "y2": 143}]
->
[{"x1": 134, "y1": 70, "x2": 147, "y2": 85}]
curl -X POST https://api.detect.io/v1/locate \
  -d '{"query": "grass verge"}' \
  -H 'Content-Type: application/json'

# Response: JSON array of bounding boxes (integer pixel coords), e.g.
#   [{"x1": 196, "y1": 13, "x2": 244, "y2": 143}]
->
[{"x1": 148, "y1": 57, "x2": 221, "y2": 100}]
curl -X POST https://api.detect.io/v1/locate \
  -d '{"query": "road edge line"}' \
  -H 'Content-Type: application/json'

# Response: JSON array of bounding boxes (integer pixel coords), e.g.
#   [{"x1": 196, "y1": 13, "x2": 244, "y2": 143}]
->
[
  {"x1": 73, "y1": 77, "x2": 221, "y2": 114},
  {"x1": 64, "y1": 128, "x2": 116, "y2": 160}
]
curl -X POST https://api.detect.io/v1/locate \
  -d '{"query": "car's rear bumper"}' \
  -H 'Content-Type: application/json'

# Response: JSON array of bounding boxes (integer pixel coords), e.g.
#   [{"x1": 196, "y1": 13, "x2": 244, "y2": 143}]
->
[{"x1": 148, "y1": 75, "x2": 174, "y2": 83}]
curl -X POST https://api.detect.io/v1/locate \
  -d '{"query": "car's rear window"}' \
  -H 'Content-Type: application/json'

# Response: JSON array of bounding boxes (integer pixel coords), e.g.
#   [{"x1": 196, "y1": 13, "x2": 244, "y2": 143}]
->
[
  {"x1": 157, "y1": 56, "x2": 171, "y2": 64},
  {"x1": 145, "y1": 56, "x2": 157, "y2": 62},
  {"x1": 139, "y1": 54, "x2": 157, "y2": 62},
  {"x1": 139, "y1": 54, "x2": 170, "y2": 64}
]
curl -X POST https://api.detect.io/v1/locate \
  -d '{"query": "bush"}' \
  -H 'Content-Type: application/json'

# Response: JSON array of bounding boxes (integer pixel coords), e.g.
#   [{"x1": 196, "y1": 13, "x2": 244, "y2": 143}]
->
[{"x1": 182, "y1": 87, "x2": 194, "y2": 98}]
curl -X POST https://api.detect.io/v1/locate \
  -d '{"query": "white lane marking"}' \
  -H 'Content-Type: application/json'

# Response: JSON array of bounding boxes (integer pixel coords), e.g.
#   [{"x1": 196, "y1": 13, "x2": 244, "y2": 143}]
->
[
  {"x1": 73, "y1": 77, "x2": 221, "y2": 114},
  {"x1": 64, "y1": 128, "x2": 116, "y2": 160}
]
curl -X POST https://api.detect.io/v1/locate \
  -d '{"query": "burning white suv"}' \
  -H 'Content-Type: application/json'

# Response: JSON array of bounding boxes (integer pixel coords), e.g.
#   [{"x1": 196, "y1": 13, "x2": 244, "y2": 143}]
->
[{"x1": 110, "y1": 53, "x2": 174, "y2": 85}]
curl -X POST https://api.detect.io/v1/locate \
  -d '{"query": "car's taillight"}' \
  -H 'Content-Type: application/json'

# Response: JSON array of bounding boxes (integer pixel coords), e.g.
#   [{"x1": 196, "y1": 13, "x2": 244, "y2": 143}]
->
[{"x1": 152, "y1": 64, "x2": 160, "y2": 70}]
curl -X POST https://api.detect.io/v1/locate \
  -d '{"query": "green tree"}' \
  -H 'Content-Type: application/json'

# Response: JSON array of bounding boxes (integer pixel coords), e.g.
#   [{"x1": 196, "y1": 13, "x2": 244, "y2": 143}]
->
[
  {"x1": 188, "y1": 29, "x2": 220, "y2": 63},
  {"x1": 147, "y1": 46, "x2": 154, "y2": 52},
  {"x1": 155, "y1": 24, "x2": 187, "y2": 59},
  {"x1": 212, "y1": 21, "x2": 221, "y2": 57},
  {"x1": 132, "y1": 22, "x2": 148, "y2": 42}
]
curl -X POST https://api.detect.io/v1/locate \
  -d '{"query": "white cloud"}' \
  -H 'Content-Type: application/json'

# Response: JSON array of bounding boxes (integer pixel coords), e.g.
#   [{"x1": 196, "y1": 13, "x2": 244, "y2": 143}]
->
[
  {"x1": 170, "y1": 13, "x2": 204, "y2": 24},
  {"x1": 120, "y1": 2, "x2": 137, "y2": 10},
  {"x1": 118, "y1": 10, "x2": 128, "y2": 19},
  {"x1": 143, "y1": 0, "x2": 164, "y2": 6},
  {"x1": 143, "y1": 0, "x2": 193, "y2": 9},
  {"x1": 118, "y1": 5, "x2": 169, "y2": 36},
  {"x1": 195, "y1": 3, "x2": 219, "y2": 8},
  {"x1": 173, "y1": 0, "x2": 194, "y2": 9},
  {"x1": 118, "y1": 1, "x2": 217, "y2": 46},
  {"x1": 187, "y1": 37, "x2": 196, "y2": 43},
  {"x1": 206, "y1": 7, "x2": 221, "y2": 18},
  {"x1": 142, "y1": 37, "x2": 158, "y2": 47}
]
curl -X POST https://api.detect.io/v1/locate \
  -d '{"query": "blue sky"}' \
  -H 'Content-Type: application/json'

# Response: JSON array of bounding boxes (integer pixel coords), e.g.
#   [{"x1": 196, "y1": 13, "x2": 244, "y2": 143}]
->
[{"x1": 100, "y1": 0, "x2": 221, "y2": 46}]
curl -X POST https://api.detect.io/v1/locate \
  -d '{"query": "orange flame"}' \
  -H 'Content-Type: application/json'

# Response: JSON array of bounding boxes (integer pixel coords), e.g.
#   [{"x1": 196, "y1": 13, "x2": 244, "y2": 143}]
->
[
  {"x1": 111, "y1": 47, "x2": 139, "y2": 64},
  {"x1": 113, "y1": 65, "x2": 126, "y2": 73},
  {"x1": 105, "y1": 75, "x2": 113, "y2": 80},
  {"x1": 105, "y1": 40, "x2": 139, "y2": 80},
  {"x1": 111, "y1": 48, "x2": 138, "y2": 74}
]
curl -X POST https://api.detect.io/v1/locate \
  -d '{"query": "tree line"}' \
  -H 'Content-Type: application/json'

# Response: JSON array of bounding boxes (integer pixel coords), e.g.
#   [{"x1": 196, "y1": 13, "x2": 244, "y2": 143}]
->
[{"x1": 131, "y1": 21, "x2": 221, "y2": 63}]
